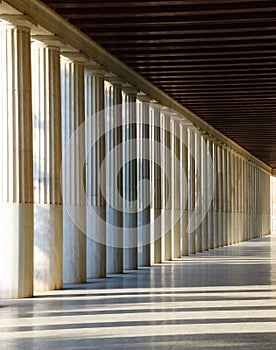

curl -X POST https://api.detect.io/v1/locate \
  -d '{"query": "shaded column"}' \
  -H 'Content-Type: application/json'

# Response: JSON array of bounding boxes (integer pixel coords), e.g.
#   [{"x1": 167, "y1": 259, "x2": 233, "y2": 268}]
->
[
  {"x1": 201, "y1": 133, "x2": 209, "y2": 252},
  {"x1": 85, "y1": 65, "x2": 106, "y2": 278},
  {"x1": 122, "y1": 84, "x2": 138, "y2": 270},
  {"x1": 213, "y1": 140, "x2": 218, "y2": 248},
  {"x1": 0, "y1": 22, "x2": 33, "y2": 298},
  {"x1": 137, "y1": 93, "x2": 151, "y2": 267},
  {"x1": 171, "y1": 115, "x2": 181, "y2": 259},
  {"x1": 149, "y1": 101, "x2": 162, "y2": 264},
  {"x1": 217, "y1": 142, "x2": 223, "y2": 247},
  {"x1": 207, "y1": 138, "x2": 214, "y2": 250},
  {"x1": 61, "y1": 52, "x2": 87, "y2": 284},
  {"x1": 180, "y1": 122, "x2": 189, "y2": 256},
  {"x1": 188, "y1": 127, "x2": 196, "y2": 254},
  {"x1": 195, "y1": 130, "x2": 203, "y2": 253},
  {"x1": 161, "y1": 108, "x2": 172, "y2": 260},
  {"x1": 32, "y1": 37, "x2": 63, "y2": 291},
  {"x1": 222, "y1": 145, "x2": 228, "y2": 246},
  {"x1": 105, "y1": 75, "x2": 123, "y2": 274}
]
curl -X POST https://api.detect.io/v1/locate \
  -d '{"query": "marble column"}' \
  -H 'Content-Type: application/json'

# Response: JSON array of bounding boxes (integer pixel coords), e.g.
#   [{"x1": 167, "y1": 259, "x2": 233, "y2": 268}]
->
[
  {"x1": 105, "y1": 76, "x2": 123, "y2": 274},
  {"x1": 160, "y1": 108, "x2": 173, "y2": 260},
  {"x1": 32, "y1": 37, "x2": 63, "y2": 291},
  {"x1": 188, "y1": 127, "x2": 196, "y2": 254},
  {"x1": 201, "y1": 133, "x2": 209, "y2": 252},
  {"x1": 149, "y1": 102, "x2": 162, "y2": 264},
  {"x1": 222, "y1": 145, "x2": 228, "y2": 246},
  {"x1": 171, "y1": 115, "x2": 181, "y2": 259},
  {"x1": 0, "y1": 22, "x2": 34, "y2": 298},
  {"x1": 226, "y1": 147, "x2": 232, "y2": 245},
  {"x1": 122, "y1": 84, "x2": 138, "y2": 270},
  {"x1": 207, "y1": 138, "x2": 214, "y2": 250},
  {"x1": 137, "y1": 93, "x2": 151, "y2": 267},
  {"x1": 212, "y1": 141, "x2": 218, "y2": 248},
  {"x1": 61, "y1": 53, "x2": 87, "y2": 284},
  {"x1": 180, "y1": 122, "x2": 189, "y2": 256},
  {"x1": 195, "y1": 130, "x2": 203, "y2": 253},
  {"x1": 217, "y1": 142, "x2": 223, "y2": 247},
  {"x1": 85, "y1": 65, "x2": 106, "y2": 278}
]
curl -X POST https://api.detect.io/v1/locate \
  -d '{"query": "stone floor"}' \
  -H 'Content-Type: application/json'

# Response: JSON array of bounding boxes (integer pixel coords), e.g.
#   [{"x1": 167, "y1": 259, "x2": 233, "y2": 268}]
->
[{"x1": 1, "y1": 233, "x2": 276, "y2": 350}]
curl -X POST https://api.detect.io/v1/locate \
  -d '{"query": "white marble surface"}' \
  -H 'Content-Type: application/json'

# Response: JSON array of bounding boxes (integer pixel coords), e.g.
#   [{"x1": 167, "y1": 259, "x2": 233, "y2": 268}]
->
[
  {"x1": 34, "y1": 204, "x2": 62, "y2": 291},
  {"x1": 0, "y1": 233, "x2": 276, "y2": 349}
]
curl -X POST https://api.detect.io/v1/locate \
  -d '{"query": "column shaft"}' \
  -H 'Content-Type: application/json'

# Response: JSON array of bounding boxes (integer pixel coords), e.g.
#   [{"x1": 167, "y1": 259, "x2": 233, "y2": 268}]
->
[
  {"x1": 32, "y1": 42, "x2": 62, "y2": 291},
  {"x1": 86, "y1": 67, "x2": 106, "y2": 278},
  {"x1": 123, "y1": 86, "x2": 138, "y2": 270},
  {"x1": 61, "y1": 55, "x2": 86, "y2": 284},
  {"x1": 105, "y1": 78, "x2": 123, "y2": 274},
  {"x1": 0, "y1": 24, "x2": 33, "y2": 298},
  {"x1": 137, "y1": 95, "x2": 151, "y2": 266}
]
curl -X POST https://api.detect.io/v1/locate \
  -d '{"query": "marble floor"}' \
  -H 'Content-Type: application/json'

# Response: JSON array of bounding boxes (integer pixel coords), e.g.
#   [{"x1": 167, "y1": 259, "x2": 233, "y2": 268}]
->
[{"x1": 1, "y1": 233, "x2": 276, "y2": 350}]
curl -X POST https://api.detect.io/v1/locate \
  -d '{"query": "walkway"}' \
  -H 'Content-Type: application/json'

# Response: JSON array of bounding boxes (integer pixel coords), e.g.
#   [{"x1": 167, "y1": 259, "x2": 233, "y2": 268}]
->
[{"x1": 1, "y1": 233, "x2": 276, "y2": 350}]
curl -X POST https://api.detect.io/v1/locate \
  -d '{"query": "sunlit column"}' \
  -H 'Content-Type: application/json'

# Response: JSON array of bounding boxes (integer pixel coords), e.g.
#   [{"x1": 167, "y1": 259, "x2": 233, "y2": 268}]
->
[
  {"x1": 188, "y1": 127, "x2": 196, "y2": 254},
  {"x1": 171, "y1": 115, "x2": 181, "y2": 259},
  {"x1": 161, "y1": 107, "x2": 172, "y2": 260},
  {"x1": 180, "y1": 122, "x2": 189, "y2": 256},
  {"x1": 105, "y1": 75, "x2": 123, "y2": 274},
  {"x1": 0, "y1": 21, "x2": 33, "y2": 298},
  {"x1": 32, "y1": 37, "x2": 63, "y2": 291},
  {"x1": 149, "y1": 101, "x2": 162, "y2": 264},
  {"x1": 122, "y1": 84, "x2": 138, "y2": 270},
  {"x1": 85, "y1": 65, "x2": 106, "y2": 278},
  {"x1": 137, "y1": 93, "x2": 151, "y2": 267},
  {"x1": 61, "y1": 53, "x2": 87, "y2": 284}
]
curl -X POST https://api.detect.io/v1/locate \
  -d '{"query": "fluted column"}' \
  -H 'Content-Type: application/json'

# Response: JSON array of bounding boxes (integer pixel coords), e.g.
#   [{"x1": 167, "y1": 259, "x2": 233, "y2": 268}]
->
[
  {"x1": 122, "y1": 84, "x2": 138, "y2": 270},
  {"x1": 188, "y1": 127, "x2": 196, "y2": 254},
  {"x1": 85, "y1": 65, "x2": 106, "y2": 278},
  {"x1": 213, "y1": 141, "x2": 219, "y2": 248},
  {"x1": 105, "y1": 76, "x2": 123, "y2": 274},
  {"x1": 180, "y1": 122, "x2": 189, "y2": 256},
  {"x1": 150, "y1": 102, "x2": 162, "y2": 263},
  {"x1": 160, "y1": 108, "x2": 173, "y2": 260},
  {"x1": 217, "y1": 142, "x2": 223, "y2": 247},
  {"x1": 137, "y1": 93, "x2": 151, "y2": 267},
  {"x1": 32, "y1": 37, "x2": 63, "y2": 291},
  {"x1": 195, "y1": 130, "x2": 202, "y2": 253},
  {"x1": 226, "y1": 147, "x2": 232, "y2": 245},
  {"x1": 207, "y1": 138, "x2": 214, "y2": 250},
  {"x1": 201, "y1": 133, "x2": 209, "y2": 251},
  {"x1": 222, "y1": 145, "x2": 228, "y2": 246},
  {"x1": 171, "y1": 115, "x2": 181, "y2": 259},
  {"x1": 0, "y1": 22, "x2": 33, "y2": 298},
  {"x1": 61, "y1": 53, "x2": 86, "y2": 284}
]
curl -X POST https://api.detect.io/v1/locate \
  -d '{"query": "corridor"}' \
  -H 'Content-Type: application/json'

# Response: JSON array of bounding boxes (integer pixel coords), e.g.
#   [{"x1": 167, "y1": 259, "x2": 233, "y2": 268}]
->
[{"x1": 1, "y1": 233, "x2": 276, "y2": 350}]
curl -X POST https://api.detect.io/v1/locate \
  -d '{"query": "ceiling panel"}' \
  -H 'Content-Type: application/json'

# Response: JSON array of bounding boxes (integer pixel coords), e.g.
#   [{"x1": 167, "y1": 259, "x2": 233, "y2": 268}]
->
[{"x1": 42, "y1": 0, "x2": 276, "y2": 168}]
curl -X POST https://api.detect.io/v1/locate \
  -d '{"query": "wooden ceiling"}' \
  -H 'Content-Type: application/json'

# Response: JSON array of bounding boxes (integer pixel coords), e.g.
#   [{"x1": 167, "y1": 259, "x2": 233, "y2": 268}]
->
[{"x1": 43, "y1": 0, "x2": 276, "y2": 169}]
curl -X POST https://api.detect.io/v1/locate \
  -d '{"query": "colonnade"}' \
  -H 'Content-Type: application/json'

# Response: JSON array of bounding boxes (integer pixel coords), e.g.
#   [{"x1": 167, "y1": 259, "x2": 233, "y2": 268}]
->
[{"x1": 0, "y1": 17, "x2": 271, "y2": 299}]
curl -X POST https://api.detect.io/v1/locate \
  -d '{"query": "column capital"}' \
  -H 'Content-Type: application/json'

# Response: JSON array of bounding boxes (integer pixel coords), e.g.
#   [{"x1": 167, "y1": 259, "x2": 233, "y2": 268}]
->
[
  {"x1": 85, "y1": 62, "x2": 108, "y2": 76},
  {"x1": 122, "y1": 83, "x2": 139, "y2": 96},
  {"x1": 105, "y1": 73, "x2": 124, "y2": 86},
  {"x1": 32, "y1": 35, "x2": 66, "y2": 49},
  {"x1": 137, "y1": 92, "x2": 151, "y2": 103},
  {"x1": 60, "y1": 51, "x2": 88, "y2": 63},
  {"x1": 0, "y1": 14, "x2": 37, "y2": 29}
]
